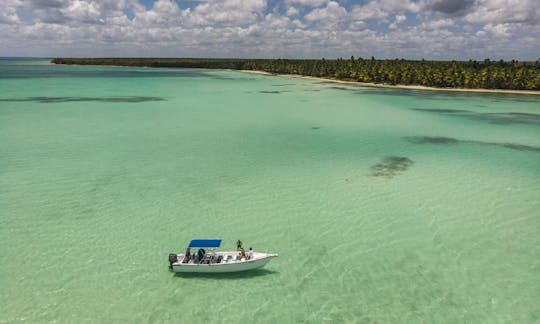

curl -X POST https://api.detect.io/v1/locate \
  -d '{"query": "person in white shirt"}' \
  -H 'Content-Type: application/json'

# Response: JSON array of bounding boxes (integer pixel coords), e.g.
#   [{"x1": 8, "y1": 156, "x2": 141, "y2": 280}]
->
[{"x1": 247, "y1": 247, "x2": 254, "y2": 260}]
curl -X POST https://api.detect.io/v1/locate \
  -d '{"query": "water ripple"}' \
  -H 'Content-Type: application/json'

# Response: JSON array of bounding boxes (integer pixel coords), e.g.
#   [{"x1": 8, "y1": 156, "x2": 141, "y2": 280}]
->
[
  {"x1": 0, "y1": 96, "x2": 165, "y2": 103},
  {"x1": 410, "y1": 108, "x2": 540, "y2": 126}
]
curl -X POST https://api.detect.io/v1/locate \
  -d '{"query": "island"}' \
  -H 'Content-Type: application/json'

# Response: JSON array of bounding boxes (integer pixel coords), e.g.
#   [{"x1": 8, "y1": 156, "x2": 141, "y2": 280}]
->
[{"x1": 52, "y1": 57, "x2": 540, "y2": 93}]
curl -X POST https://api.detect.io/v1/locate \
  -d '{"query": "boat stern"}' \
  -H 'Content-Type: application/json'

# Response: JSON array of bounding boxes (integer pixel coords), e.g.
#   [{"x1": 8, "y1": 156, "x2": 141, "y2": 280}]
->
[{"x1": 168, "y1": 253, "x2": 183, "y2": 269}]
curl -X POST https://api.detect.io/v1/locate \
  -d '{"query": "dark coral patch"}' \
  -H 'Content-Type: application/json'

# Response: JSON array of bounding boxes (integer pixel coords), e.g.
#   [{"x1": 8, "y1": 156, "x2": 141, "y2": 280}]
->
[
  {"x1": 410, "y1": 107, "x2": 540, "y2": 126},
  {"x1": 405, "y1": 136, "x2": 459, "y2": 144},
  {"x1": 410, "y1": 108, "x2": 471, "y2": 113},
  {"x1": 406, "y1": 136, "x2": 540, "y2": 153},
  {"x1": 499, "y1": 143, "x2": 540, "y2": 152},
  {"x1": 370, "y1": 156, "x2": 414, "y2": 178},
  {"x1": 259, "y1": 90, "x2": 288, "y2": 94}
]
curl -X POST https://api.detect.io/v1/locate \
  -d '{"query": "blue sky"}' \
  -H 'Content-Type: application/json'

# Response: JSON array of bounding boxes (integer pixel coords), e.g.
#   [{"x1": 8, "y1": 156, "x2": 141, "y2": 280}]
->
[{"x1": 1, "y1": 0, "x2": 539, "y2": 59}]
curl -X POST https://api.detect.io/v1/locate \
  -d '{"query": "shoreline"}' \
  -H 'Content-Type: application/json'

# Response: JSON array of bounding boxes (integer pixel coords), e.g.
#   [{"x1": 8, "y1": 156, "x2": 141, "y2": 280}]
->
[{"x1": 240, "y1": 70, "x2": 540, "y2": 95}]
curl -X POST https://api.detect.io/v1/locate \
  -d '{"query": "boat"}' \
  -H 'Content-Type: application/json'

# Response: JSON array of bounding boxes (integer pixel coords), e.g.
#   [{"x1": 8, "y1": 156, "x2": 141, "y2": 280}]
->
[{"x1": 168, "y1": 239, "x2": 278, "y2": 273}]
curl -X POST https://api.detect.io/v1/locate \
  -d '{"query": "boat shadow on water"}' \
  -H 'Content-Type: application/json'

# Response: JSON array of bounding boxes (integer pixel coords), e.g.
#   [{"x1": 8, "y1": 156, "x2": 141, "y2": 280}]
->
[{"x1": 173, "y1": 268, "x2": 278, "y2": 280}]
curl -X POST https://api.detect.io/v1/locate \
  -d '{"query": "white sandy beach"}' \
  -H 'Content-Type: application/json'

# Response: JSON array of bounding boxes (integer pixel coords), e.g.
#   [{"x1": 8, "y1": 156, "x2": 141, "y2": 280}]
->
[{"x1": 240, "y1": 70, "x2": 540, "y2": 95}]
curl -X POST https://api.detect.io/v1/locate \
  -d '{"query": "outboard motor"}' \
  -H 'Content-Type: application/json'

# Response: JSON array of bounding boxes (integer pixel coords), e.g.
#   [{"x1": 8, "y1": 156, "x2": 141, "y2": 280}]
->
[{"x1": 169, "y1": 253, "x2": 178, "y2": 269}]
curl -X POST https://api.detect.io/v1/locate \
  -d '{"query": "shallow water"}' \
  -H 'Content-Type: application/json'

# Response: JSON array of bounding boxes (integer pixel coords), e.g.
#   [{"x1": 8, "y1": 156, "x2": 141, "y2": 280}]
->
[{"x1": 1, "y1": 59, "x2": 539, "y2": 323}]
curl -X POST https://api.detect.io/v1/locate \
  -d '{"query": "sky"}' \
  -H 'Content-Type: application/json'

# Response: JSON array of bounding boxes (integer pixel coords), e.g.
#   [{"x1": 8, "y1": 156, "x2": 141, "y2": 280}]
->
[{"x1": 1, "y1": 0, "x2": 539, "y2": 60}]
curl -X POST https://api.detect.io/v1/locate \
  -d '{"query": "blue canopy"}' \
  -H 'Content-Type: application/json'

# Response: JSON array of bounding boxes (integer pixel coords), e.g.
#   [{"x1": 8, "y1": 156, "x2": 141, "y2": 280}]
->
[{"x1": 188, "y1": 239, "x2": 222, "y2": 248}]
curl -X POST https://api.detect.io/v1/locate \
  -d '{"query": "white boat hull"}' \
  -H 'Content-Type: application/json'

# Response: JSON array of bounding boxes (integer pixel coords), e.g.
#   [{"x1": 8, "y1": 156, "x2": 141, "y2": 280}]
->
[{"x1": 171, "y1": 251, "x2": 277, "y2": 273}]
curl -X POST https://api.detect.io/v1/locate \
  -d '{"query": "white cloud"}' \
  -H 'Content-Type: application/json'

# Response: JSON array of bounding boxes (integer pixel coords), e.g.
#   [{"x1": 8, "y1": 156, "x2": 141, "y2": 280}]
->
[
  {"x1": 133, "y1": 0, "x2": 182, "y2": 27},
  {"x1": 5, "y1": 0, "x2": 140, "y2": 25},
  {"x1": 350, "y1": 4, "x2": 387, "y2": 20},
  {"x1": 395, "y1": 14, "x2": 406, "y2": 23},
  {"x1": 60, "y1": 0, "x2": 102, "y2": 24},
  {"x1": 263, "y1": 13, "x2": 293, "y2": 30},
  {"x1": 0, "y1": 0, "x2": 538, "y2": 60},
  {"x1": 97, "y1": 0, "x2": 134, "y2": 12},
  {"x1": 348, "y1": 20, "x2": 367, "y2": 31},
  {"x1": 389, "y1": 14, "x2": 406, "y2": 29},
  {"x1": 421, "y1": 18, "x2": 454, "y2": 30},
  {"x1": 285, "y1": 0, "x2": 328, "y2": 7},
  {"x1": 480, "y1": 23, "x2": 513, "y2": 37},
  {"x1": 286, "y1": 7, "x2": 299, "y2": 16},
  {"x1": 185, "y1": 0, "x2": 267, "y2": 26},
  {"x1": 0, "y1": 6, "x2": 20, "y2": 24},
  {"x1": 105, "y1": 14, "x2": 131, "y2": 26},
  {"x1": 464, "y1": 0, "x2": 540, "y2": 25},
  {"x1": 304, "y1": 1, "x2": 347, "y2": 22},
  {"x1": 351, "y1": 0, "x2": 419, "y2": 21},
  {"x1": 292, "y1": 18, "x2": 307, "y2": 28}
]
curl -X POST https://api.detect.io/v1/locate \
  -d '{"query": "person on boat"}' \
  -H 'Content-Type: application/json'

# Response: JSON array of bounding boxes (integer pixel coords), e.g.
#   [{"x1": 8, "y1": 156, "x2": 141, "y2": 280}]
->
[
  {"x1": 236, "y1": 240, "x2": 243, "y2": 250},
  {"x1": 239, "y1": 247, "x2": 246, "y2": 260},
  {"x1": 197, "y1": 248, "x2": 205, "y2": 263},
  {"x1": 183, "y1": 247, "x2": 191, "y2": 263},
  {"x1": 247, "y1": 247, "x2": 253, "y2": 260}
]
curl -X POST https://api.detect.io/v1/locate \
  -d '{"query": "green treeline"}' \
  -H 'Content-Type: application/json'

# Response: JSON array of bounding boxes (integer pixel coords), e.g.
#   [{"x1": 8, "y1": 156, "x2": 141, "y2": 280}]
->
[{"x1": 52, "y1": 57, "x2": 540, "y2": 90}]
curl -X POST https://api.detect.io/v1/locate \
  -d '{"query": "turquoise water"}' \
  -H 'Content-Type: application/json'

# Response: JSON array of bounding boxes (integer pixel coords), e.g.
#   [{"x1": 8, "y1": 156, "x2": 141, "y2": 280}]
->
[{"x1": 1, "y1": 59, "x2": 539, "y2": 323}]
